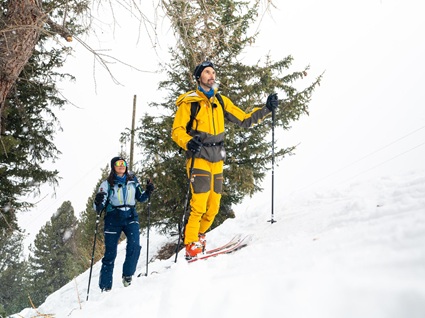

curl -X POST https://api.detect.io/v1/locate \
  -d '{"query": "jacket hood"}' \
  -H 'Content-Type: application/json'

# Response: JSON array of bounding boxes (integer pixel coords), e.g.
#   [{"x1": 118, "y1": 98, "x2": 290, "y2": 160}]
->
[
  {"x1": 176, "y1": 91, "x2": 203, "y2": 108},
  {"x1": 176, "y1": 88, "x2": 219, "y2": 108}
]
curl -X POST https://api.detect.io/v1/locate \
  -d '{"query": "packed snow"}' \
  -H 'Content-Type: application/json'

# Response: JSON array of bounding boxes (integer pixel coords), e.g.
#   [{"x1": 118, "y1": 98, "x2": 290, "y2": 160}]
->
[{"x1": 14, "y1": 169, "x2": 425, "y2": 318}]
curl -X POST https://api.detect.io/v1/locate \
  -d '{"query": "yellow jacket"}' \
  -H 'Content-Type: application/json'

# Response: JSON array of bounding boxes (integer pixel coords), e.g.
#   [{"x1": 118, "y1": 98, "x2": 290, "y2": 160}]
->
[{"x1": 172, "y1": 89, "x2": 271, "y2": 163}]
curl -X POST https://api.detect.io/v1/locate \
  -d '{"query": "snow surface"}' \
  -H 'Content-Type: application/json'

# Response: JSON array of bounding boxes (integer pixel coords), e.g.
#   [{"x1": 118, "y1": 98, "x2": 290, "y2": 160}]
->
[{"x1": 14, "y1": 170, "x2": 425, "y2": 318}]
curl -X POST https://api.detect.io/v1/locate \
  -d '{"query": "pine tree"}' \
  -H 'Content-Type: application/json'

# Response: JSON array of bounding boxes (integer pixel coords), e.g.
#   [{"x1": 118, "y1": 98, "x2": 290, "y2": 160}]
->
[
  {"x1": 0, "y1": 0, "x2": 87, "y2": 130},
  {"x1": 130, "y1": 0, "x2": 322, "y2": 234},
  {"x1": 27, "y1": 201, "x2": 79, "y2": 306},
  {"x1": 0, "y1": 229, "x2": 29, "y2": 316},
  {"x1": 0, "y1": 0, "x2": 89, "y2": 230},
  {"x1": 0, "y1": 43, "x2": 71, "y2": 230},
  {"x1": 74, "y1": 166, "x2": 110, "y2": 272}
]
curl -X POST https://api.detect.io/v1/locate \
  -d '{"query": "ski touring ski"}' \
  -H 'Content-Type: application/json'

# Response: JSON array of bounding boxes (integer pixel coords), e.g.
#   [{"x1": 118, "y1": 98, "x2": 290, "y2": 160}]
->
[
  {"x1": 203, "y1": 234, "x2": 243, "y2": 254},
  {"x1": 187, "y1": 234, "x2": 252, "y2": 263},
  {"x1": 137, "y1": 234, "x2": 252, "y2": 276}
]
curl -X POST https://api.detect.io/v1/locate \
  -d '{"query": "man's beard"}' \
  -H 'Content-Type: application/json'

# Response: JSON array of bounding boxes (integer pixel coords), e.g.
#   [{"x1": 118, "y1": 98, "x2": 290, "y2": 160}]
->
[{"x1": 202, "y1": 79, "x2": 215, "y2": 89}]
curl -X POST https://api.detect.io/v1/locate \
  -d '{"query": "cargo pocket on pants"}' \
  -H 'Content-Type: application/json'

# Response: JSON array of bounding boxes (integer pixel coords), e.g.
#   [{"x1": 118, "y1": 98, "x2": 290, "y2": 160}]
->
[
  {"x1": 191, "y1": 168, "x2": 211, "y2": 193},
  {"x1": 214, "y1": 173, "x2": 223, "y2": 194}
]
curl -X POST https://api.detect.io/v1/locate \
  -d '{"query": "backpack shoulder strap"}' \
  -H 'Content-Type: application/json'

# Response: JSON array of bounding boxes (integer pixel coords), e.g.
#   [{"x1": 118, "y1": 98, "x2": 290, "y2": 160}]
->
[
  {"x1": 216, "y1": 93, "x2": 225, "y2": 110},
  {"x1": 185, "y1": 94, "x2": 224, "y2": 134},
  {"x1": 105, "y1": 181, "x2": 113, "y2": 207},
  {"x1": 186, "y1": 101, "x2": 201, "y2": 133}
]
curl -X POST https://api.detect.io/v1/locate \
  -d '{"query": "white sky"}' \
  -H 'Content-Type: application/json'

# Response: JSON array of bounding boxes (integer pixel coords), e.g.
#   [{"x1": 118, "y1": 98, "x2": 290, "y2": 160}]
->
[{"x1": 18, "y1": 0, "x2": 425, "y2": 250}]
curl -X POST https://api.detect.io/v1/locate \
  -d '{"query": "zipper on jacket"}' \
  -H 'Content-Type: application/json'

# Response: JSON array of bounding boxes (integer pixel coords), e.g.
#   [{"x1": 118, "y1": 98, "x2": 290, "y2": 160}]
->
[
  {"x1": 117, "y1": 184, "x2": 128, "y2": 206},
  {"x1": 117, "y1": 186, "x2": 124, "y2": 205},
  {"x1": 211, "y1": 101, "x2": 216, "y2": 135}
]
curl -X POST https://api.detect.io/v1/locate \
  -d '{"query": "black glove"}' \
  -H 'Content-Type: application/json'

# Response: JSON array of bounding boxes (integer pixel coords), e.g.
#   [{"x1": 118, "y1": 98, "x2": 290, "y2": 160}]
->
[
  {"x1": 266, "y1": 93, "x2": 279, "y2": 111},
  {"x1": 187, "y1": 136, "x2": 202, "y2": 154},
  {"x1": 145, "y1": 179, "x2": 155, "y2": 195},
  {"x1": 94, "y1": 192, "x2": 106, "y2": 206}
]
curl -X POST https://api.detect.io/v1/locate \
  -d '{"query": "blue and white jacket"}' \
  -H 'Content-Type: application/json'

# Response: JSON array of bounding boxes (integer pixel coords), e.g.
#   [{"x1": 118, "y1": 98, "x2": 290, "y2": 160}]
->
[{"x1": 94, "y1": 174, "x2": 149, "y2": 214}]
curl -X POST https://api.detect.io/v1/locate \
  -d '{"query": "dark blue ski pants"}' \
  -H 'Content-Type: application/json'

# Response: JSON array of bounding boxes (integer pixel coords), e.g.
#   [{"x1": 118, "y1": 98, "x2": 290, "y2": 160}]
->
[{"x1": 99, "y1": 210, "x2": 141, "y2": 290}]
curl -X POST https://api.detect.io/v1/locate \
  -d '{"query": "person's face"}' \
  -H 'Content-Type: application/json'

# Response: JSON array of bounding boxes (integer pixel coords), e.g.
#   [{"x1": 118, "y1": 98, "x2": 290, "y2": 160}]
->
[
  {"x1": 114, "y1": 160, "x2": 127, "y2": 176},
  {"x1": 199, "y1": 67, "x2": 216, "y2": 90}
]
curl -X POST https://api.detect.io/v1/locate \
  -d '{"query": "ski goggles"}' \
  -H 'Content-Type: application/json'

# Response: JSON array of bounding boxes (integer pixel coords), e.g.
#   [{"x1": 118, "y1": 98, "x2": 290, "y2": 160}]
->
[
  {"x1": 114, "y1": 160, "x2": 127, "y2": 167},
  {"x1": 200, "y1": 61, "x2": 214, "y2": 68}
]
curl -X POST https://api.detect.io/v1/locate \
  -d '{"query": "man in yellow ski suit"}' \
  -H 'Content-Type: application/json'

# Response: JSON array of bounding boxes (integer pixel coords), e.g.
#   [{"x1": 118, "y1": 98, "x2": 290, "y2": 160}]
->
[{"x1": 171, "y1": 61, "x2": 278, "y2": 259}]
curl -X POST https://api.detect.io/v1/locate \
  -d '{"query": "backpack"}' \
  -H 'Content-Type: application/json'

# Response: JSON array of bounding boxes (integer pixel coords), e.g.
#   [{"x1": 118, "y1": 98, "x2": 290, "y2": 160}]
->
[
  {"x1": 104, "y1": 172, "x2": 138, "y2": 210},
  {"x1": 185, "y1": 93, "x2": 225, "y2": 133}
]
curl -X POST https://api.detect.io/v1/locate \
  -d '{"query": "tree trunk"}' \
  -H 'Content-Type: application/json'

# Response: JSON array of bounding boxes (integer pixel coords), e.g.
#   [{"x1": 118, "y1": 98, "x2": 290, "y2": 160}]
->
[{"x1": 0, "y1": 0, "x2": 45, "y2": 133}]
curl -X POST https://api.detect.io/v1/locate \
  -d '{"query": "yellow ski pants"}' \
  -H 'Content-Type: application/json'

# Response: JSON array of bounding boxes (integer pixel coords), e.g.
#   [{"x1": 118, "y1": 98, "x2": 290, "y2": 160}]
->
[{"x1": 184, "y1": 158, "x2": 224, "y2": 245}]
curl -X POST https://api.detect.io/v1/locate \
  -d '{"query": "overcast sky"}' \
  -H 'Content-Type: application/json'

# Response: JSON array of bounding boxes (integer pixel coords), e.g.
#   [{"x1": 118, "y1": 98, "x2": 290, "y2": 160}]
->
[{"x1": 18, "y1": 0, "x2": 425, "y2": 250}]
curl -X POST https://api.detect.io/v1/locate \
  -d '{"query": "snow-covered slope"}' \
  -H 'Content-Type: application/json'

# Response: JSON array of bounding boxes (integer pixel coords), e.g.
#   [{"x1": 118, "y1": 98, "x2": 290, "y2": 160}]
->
[{"x1": 14, "y1": 170, "x2": 425, "y2": 318}]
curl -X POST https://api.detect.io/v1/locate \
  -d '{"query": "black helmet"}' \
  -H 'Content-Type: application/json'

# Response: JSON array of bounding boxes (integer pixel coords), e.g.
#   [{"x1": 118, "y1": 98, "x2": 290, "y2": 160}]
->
[{"x1": 193, "y1": 61, "x2": 215, "y2": 81}]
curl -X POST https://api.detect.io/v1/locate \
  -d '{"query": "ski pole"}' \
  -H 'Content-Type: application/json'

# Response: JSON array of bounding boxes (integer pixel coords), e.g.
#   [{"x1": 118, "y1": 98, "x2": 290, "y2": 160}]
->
[
  {"x1": 86, "y1": 209, "x2": 102, "y2": 301},
  {"x1": 145, "y1": 181, "x2": 151, "y2": 276},
  {"x1": 174, "y1": 152, "x2": 196, "y2": 263},
  {"x1": 268, "y1": 93, "x2": 277, "y2": 224}
]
